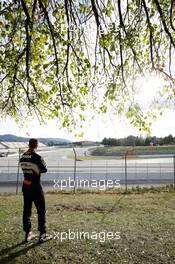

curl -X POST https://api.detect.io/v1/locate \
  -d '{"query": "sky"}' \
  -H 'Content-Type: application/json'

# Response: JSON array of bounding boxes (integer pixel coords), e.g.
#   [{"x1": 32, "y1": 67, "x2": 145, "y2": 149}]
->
[
  {"x1": 0, "y1": 109, "x2": 174, "y2": 142},
  {"x1": 0, "y1": 75, "x2": 174, "y2": 141}
]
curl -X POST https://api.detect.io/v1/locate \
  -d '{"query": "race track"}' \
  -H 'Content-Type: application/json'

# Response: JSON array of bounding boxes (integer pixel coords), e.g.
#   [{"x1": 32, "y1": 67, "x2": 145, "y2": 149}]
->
[{"x1": 0, "y1": 147, "x2": 174, "y2": 192}]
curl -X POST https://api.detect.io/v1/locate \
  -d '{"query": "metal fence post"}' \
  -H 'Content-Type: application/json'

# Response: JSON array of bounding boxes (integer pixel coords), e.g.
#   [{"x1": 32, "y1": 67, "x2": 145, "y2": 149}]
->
[
  {"x1": 125, "y1": 153, "x2": 128, "y2": 193},
  {"x1": 90, "y1": 159, "x2": 92, "y2": 185},
  {"x1": 8, "y1": 160, "x2": 9, "y2": 180},
  {"x1": 58, "y1": 160, "x2": 60, "y2": 179},
  {"x1": 173, "y1": 154, "x2": 175, "y2": 191},
  {"x1": 16, "y1": 148, "x2": 21, "y2": 195},
  {"x1": 105, "y1": 160, "x2": 108, "y2": 183},
  {"x1": 73, "y1": 148, "x2": 77, "y2": 194}
]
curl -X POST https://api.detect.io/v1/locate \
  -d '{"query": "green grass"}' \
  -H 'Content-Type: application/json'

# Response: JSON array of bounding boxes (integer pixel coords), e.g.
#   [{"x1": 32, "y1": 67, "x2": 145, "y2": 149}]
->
[
  {"x1": 47, "y1": 185, "x2": 175, "y2": 195},
  {"x1": 67, "y1": 154, "x2": 170, "y2": 161},
  {"x1": 67, "y1": 154, "x2": 121, "y2": 160},
  {"x1": 90, "y1": 145, "x2": 175, "y2": 157},
  {"x1": 0, "y1": 190, "x2": 175, "y2": 264}
]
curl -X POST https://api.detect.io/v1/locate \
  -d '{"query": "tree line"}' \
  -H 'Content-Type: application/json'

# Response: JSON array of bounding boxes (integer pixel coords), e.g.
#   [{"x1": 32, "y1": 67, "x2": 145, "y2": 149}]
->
[{"x1": 102, "y1": 135, "x2": 175, "y2": 146}]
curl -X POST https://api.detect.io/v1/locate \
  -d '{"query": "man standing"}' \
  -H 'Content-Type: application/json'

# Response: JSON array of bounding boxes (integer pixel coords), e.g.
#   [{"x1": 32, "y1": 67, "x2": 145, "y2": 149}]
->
[{"x1": 20, "y1": 138, "x2": 52, "y2": 243}]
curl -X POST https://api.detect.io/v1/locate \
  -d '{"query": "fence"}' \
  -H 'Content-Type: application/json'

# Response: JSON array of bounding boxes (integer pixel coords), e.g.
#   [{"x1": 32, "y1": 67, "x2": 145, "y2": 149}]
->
[{"x1": 0, "y1": 147, "x2": 175, "y2": 194}]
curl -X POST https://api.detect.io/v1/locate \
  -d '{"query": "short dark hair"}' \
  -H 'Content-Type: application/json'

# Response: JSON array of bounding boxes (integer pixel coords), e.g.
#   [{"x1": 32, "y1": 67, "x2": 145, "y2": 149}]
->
[{"x1": 29, "y1": 138, "x2": 38, "y2": 148}]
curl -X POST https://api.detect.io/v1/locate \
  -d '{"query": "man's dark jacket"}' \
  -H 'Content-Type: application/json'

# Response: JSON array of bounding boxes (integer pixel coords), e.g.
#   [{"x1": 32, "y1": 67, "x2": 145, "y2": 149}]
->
[{"x1": 20, "y1": 151, "x2": 47, "y2": 186}]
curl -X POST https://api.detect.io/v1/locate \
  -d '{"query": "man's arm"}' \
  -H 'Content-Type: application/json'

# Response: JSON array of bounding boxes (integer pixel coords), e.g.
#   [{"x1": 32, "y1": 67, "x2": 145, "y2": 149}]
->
[{"x1": 39, "y1": 157, "x2": 47, "y2": 173}]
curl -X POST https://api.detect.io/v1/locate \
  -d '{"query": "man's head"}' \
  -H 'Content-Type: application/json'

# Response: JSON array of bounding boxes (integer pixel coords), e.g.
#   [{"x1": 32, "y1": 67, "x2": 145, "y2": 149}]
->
[{"x1": 29, "y1": 138, "x2": 38, "y2": 150}]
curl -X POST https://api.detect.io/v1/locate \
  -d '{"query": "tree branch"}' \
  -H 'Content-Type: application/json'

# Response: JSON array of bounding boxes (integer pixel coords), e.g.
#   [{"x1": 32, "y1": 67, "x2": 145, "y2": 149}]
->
[
  {"x1": 153, "y1": 0, "x2": 175, "y2": 48},
  {"x1": 142, "y1": 0, "x2": 154, "y2": 68},
  {"x1": 20, "y1": 0, "x2": 31, "y2": 78},
  {"x1": 38, "y1": 0, "x2": 59, "y2": 76}
]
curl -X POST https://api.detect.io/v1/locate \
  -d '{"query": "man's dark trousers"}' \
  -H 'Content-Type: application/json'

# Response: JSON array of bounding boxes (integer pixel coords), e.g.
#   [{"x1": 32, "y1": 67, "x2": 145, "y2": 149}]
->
[{"x1": 22, "y1": 184, "x2": 46, "y2": 234}]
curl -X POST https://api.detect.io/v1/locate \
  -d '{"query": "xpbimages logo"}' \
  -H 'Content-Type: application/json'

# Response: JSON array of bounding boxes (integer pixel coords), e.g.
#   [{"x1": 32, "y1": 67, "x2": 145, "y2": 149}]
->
[
  {"x1": 53, "y1": 177, "x2": 120, "y2": 190},
  {"x1": 53, "y1": 230, "x2": 121, "y2": 243}
]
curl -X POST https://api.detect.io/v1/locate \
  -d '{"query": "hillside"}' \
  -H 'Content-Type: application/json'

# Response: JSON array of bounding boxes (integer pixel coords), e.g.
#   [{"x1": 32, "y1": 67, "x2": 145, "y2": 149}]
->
[{"x1": 0, "y1": 134, "x2": 71, "y2": 145}]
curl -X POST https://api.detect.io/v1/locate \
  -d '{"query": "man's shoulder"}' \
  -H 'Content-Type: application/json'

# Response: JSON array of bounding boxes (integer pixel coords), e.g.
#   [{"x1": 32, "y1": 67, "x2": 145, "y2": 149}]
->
[
  {"x1": 21, "y1": 151, "x2": 41, "y2": 160},
  {"x1": 32, "y1": 152, "x2": 44, "y2": 162},
  {"x1": 20, "y1": 151, "x2": 32, "y2": 159},
  {"x1": 33, "y1": 152, "x2": 41, "y2": 158}
]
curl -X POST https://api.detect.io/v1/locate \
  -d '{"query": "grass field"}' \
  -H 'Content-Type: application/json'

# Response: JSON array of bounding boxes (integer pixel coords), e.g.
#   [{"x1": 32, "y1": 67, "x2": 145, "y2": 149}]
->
[
  {"x1": 67, "y1": 154, "x2": 121, "y2": 160},
  {"x1": 0, "y1": 190, "x2": 175, "y2": 264},
  {"x1": 90, "y1": 145, "x2": 175, "y2": 157}
]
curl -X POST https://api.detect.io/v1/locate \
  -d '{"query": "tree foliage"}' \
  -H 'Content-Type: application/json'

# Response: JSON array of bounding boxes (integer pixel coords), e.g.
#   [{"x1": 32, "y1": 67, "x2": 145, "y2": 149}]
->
[
  {"x1": 0, "y1": 0, "x2": 175, "y2": 132},
  {"x1": 102, "y1": 134, "x2": 175, "y2": 146}
]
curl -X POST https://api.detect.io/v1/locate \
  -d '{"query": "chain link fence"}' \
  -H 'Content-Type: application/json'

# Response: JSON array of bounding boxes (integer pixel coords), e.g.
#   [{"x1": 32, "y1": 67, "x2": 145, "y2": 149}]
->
[{"x1": 0, "y1": 147, "x2": 175, "y2": 193}]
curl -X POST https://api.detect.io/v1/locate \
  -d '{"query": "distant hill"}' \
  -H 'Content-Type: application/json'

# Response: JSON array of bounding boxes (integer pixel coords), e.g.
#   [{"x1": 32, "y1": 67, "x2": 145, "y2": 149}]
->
[{"x1": 0, "y1": 134, "x2": 71, "y2": 145}]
